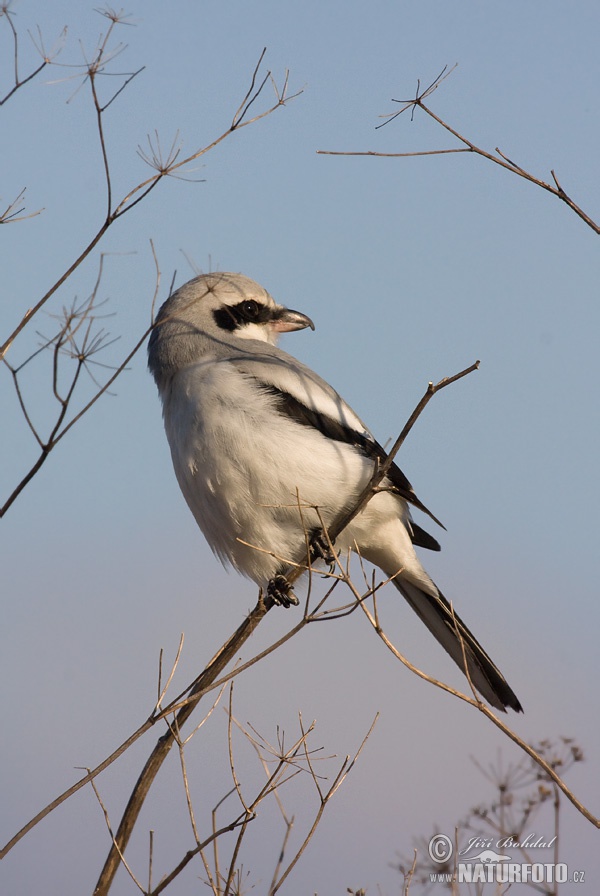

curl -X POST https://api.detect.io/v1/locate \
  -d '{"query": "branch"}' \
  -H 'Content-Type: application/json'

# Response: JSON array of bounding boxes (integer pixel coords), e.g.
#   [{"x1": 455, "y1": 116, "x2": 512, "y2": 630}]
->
[
  {"x1": 0, "y1": 46, "x2": 300, "y2": 359},
  {"x1": 358, "y1": 591, "x2": 599, "y2": 830},
  {"x1": 269, "y1": 714, "x2": 378, "y2": 893},
  {"x1": 326, "y1": 361, "x2": 480, "y2": 543},
  {"x1": 92, "y1": 598, "x2": 272, "y2": 895},
  {"x1": 0, "y1": 248, "x2": 159, "y2": 518},
  {"x1": 317, "y1": 65, "x2": 600, "y2": 235},
  {"x1": 0, "y1": 187, "x2": 44, "y2": 224},
  {"x1": 0, "y1": 8, "x2": 65, "y2": 106},
  {"x1": 119, "y1": 52, "x2": 302, "y2": 218}
]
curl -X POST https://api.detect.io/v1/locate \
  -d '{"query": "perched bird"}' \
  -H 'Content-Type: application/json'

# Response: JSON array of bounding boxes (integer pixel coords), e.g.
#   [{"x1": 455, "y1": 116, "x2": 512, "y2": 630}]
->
[{"x1": 148, "y1": 272, "x2": 522, "y2": 713}]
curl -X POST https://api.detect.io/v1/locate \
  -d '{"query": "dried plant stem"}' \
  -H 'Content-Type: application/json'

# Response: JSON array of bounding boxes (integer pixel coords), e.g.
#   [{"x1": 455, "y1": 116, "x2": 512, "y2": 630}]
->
[
  {"x1": 317, "y1": 67, "x2": 600, "y2": 235},
  {"x1": 1, "y1": 320, "x2": 154, "y2": 518},
  {"x1": 92, "y1": 597, "x2": 270, "y2": 894},
  {"x1": 358, "y1": 595, "x2": 600, "y2": 830},
  {"x1": 0, "y1": 6, "x2": 54, "y2": 107},
  {"x1": 328, "y1": 361, "x2": 479, "y2": 540}
]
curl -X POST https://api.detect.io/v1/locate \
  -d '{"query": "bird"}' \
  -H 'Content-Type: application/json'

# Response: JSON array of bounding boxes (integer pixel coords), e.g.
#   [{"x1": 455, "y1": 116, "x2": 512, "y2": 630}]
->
[{"x1": 148, "y1": 271, "x2": 522, "y2": 713}]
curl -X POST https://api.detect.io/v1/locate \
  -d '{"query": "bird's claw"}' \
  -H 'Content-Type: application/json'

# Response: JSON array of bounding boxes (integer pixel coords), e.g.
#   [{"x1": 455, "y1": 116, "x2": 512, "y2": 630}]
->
[
  {"x1": 267, "y1": 574, "x2": 299, "y2": 608},
  {"x1": 310, "y1": 532, "x2": 336, "y2": 571},
  {"x1": 310, "y1": 532, "x2": 335, "y2": 566}
]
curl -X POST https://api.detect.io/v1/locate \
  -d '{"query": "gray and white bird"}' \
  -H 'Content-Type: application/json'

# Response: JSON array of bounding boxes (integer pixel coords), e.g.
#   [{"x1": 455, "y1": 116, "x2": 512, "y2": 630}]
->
[{"x1": 148, "y1": 272, "x2": 522, "y2": 713}]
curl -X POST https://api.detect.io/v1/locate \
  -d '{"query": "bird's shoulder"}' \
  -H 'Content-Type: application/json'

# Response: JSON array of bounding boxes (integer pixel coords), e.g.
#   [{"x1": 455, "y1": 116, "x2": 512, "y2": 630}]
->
[
  {"x1": 224, "y1": 342, "x2": 372, "y2": 439},
  {"x1": 189, "y1": 340, "x2": 445, "y2": 533}
]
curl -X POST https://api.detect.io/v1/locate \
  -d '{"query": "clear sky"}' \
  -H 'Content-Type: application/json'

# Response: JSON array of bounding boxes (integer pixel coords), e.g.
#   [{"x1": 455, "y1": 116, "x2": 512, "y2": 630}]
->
[{"x1": 2, "y1": 2, "x2": 599, "y2": 893}]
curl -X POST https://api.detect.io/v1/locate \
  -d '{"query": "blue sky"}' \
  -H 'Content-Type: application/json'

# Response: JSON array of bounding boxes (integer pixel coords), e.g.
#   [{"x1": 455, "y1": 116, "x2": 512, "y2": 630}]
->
[{"x1": 2, "y1": 2, "x2": 599, "y2": 893}]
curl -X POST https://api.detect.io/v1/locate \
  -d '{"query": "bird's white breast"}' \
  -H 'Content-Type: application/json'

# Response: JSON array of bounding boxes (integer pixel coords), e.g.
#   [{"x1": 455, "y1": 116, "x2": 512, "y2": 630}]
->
[{"x1": 161, "y1": 357, "x2": 374, "y2": 585}]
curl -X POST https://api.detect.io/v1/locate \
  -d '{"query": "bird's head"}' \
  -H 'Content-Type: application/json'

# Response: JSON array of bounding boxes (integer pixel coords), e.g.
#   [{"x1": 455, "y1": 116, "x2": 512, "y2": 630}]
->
[{"x1": 148, "y1": 272, "x2": 314, "y2": 387}]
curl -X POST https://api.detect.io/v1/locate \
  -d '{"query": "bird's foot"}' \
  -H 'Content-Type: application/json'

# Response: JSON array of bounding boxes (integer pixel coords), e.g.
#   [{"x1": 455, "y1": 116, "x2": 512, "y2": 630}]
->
[
  {"x1": 310, "y1": 531, "x2": 336, "y2": 572},
  {"x1": 267, "y1": 574, "x2": 299, "y2": 608}
]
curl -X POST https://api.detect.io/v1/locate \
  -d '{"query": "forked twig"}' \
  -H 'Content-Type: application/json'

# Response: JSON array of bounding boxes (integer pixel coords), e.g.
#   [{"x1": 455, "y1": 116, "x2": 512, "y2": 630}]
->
[
  {"x1": 317, "y1": 65, "x2": 599, "y2": 235},
  {"x1": 84, "y1": 769, "x2": 145, "y2": 891},
  {"x1": 326, "y1": 361, "x2": 480, "y2": 542},
  {"x1": 0, "y1": 39, "x2": 299, "y2": 360},
  {"x1": 0, "y1": 7, "x2": 66, "y2": 106},
  {"x1": 156, "y1": 633, "x2": 185, "y2": 711},
  {"x1": 269, "y1": 713, "x2": 378, "y2": 894}
]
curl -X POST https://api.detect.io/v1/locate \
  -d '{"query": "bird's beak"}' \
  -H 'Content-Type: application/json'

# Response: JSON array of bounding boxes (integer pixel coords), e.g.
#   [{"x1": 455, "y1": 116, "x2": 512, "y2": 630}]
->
[{"x1": 271, "y1": 307, "x2": 315, "y2": 333}]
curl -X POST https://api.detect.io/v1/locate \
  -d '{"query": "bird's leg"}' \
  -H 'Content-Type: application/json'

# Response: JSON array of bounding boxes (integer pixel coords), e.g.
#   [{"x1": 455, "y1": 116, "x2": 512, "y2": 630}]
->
[
  {"x1": 267, "y1": 574, "x2": 299, "y2": 608},
  {"x1": 267, "y1": 529, "x2": 335, "y2": 607}
]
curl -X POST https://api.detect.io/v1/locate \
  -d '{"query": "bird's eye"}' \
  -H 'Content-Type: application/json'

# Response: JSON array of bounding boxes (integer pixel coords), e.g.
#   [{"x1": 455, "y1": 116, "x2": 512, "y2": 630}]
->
[{"x1": 241, "y1": 300, "x2": 260, "y2": 319}]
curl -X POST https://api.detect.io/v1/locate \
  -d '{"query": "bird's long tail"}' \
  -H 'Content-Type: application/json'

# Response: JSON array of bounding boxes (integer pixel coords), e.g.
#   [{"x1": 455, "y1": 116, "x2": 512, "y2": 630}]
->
[{"x1": 392, "y1": 578, "x2": 523, "y2": 712}]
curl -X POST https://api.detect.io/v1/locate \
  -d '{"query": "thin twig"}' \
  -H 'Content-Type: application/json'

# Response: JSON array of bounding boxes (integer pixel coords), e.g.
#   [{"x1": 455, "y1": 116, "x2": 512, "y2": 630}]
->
[
  {"x1": 324, "y1": 361, "x2": 480, "y2": 544},
  {"x1": 0, "y1": 49, "x2": 299, "y2": 360},
  {"x1": 227, "y1": 683, "x2": 252, "y2": 816},
  {"x1": 317, "y1": 67, "x2": 599, "y2": 235},
  {"x1": 270, "y1": 714, "x2": 378, "y2": 893},
  {"x1": 85, "y1": 769, "x2": 145, "y2": 892},
  {"x1": 156, "y1": 634, "x2": 185, "y2": 711},
  {"x1": 0, "y1": 187, "x2": 44, "y2": 223},
  {"x1": 0, "y1": 6, "x2": 56, "y2": 106},
  {"x1": 149, "y1": 817, "x2": 248, "y2": 896},
  {"x1": 358, "y1": 594, "x2": 600, "y2": 829}
]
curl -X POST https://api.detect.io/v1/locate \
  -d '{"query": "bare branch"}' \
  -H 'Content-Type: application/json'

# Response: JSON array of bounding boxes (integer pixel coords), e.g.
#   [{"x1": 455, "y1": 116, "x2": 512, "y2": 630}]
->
[
  {"x1": 317, "y1": 66, "x2": 600, "y2": 234},
  {"x1": 0, "y1": 47, "x2": 298, "y2": 361},
  {"x1": 358, "y1": 594, "x2": 600, "y2": 829},
  {"x1": 231, "y1": 46, "x2": 271, "y2": 127},
  {"x1": 316, "y1": 147, "x2": 470, "y2": 159},
  {"x1": 321, "y1": 361, "x2": 480, "y2": 550},
  {"x1": 227, "y1": 683, "x2": 252, "y2": 816},
  {"x1": 116, "y1": 51, "x2": 302, "y2": 218},
  {"x1": 270, "y1": 714, "x2": 378, "y2": 893},
  {"x1": 84, "y1": 769, "x2": 145, "y2": 892},
  {"x1": 149, "y1": 816, "x2": 248, "y2": 896},
  {"x1": 147, "y1": 830, "x2": 154, "y2": 896},
  {"x1": 0, "y1": 713, "x2": 157, "y2": 860},
  {"x1": 0, "y1": 8, "x2": 66, "y2": 106},
  {"x1": 155, "y1": 633, "x2": 185, "y2": 712},
  {"x1": 1, "y1": 288, "x2": 154, "y2": 519}
]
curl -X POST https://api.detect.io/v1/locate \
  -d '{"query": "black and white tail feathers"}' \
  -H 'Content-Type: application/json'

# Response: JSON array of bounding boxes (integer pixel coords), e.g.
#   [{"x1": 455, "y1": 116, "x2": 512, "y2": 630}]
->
[{"x1": 392, "y1": 578, "x2": 523, "y2": 713}]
